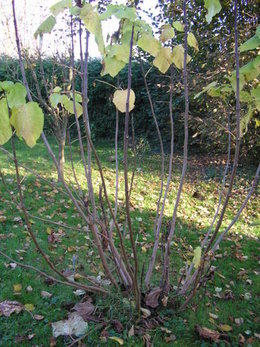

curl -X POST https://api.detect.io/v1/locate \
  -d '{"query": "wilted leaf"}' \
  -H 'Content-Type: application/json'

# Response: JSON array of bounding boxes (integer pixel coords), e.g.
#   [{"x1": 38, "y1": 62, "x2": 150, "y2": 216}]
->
[
  {"x1": 172, "y1": 45, "x2": 191, "y2": 70},
  {"x1": 113, "y1": 89, "x2": 135, "y2": 113},
  {"x1": 10, "y1": 102, "x2": 44, "y2": 148},
  {"x1": 140, "y1": 307, "x2": 151, "y2": 318},
  {"x1": 34, "y1": 15, "x2": 56, "y2": 39},
  {"x1": 128, "y1": 325, "x2": 135, "y2": 337},
  {"x1": 204, "y1": 0, "x2": 222, "y2": 24},
  {"x1": 160, "y1": 24, "x2": 175, "y2": 42},
  {"x1": 41, "y1": 290, "x2": 52, "y2": 298},
  {"x1": 0, "y1": 98, "x2": 12, "y2": 145},
  {"x1": 138, "y1": 33, "x2": 161, "y2": 57},
  {"x1": 172, "y1": 21, "x2": 184, "y2": 32},
  {"x1": 144, "y1": 287, "x2": 162, "y2": 308},
  {"x1": 52, "y1": 313, "x2": 88, "y2": 338},
  {"x1": 0, "y1": 300, "x2": 23, "y2": 316},
  {"x1": 153, "y1": 47, "x2": 172, "y2": 73},
  {"x1": 108, "y1": 337, "x2": 124, "y2": 345},
  {"x1": 195, "y1": 325, "x2": 220, "y2": 342},
  {"x1": 34, "y1": 314, "x2": 45, "y2": 321},
  {"x1": 192, "y1": 246, "x2": 202, "y2": 269},
  {"x1": 72, "y1": 301, "x2": 95, "y2": 320}
]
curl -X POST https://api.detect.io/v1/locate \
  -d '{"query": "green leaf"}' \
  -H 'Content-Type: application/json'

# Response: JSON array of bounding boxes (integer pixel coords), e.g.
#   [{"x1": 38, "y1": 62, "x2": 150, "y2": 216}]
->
[
  {"x1": 107, "y1": 44, "x2": 130, "y2": 64},
  {"x1": 188, "y1": 32, "x2": 199, "y2": 52},
  {"x1": 229, "y1": 55, "x2": 260, "y2": 91},
  {"x1": 0, "y1": 98, "x2": 12, "y2": 145},
  {"x1": 113, "y1": 89, "x2": 135, "y2": 113},
  {"x1": 172, "y1": 45, "x2": 191, "y2": 70},
  {"x1": 73, "y1": 92, "x2": 82, "y2": 103},
  {"x1": 0, "y1": 81, "x2": 14, "y2": 92},
  {"x1": 172, "y1": 21, "x2": 184, "y2": 32},
  {"x1": 159, "y1": 24, "x2": 175, "y2": 42},
  {"x1": 207, "y1": 85, "x2": 232, "y2": 99},
  {"x1": 101, "y1": 56, "x2": 126, "y2": 78},
  {"x1": 240, "y1": 106, "x2": 254, "y2": 136},
  {"x1": 50, "y1": 93, "x2": 62, "y2": 108},
  {"x1": 239, "y1": 35, "x2": 260, "y2": 53},
  {"x1": 192, "y1": 246, "x2": 201, "y2": 269},
  {"x1": 53, "y1": 86, "x2": 62, "y2": 93},
  {"x1": 256, "y1": 26, "x2": 260, "y2": 39},
  {"x1": 6, "y1": 83, "x2": 27, "y2": 108},
  {"x1": 34, "y1": 15, "x2": 56, "y2": 39},
  {"x1": 240, "y1": 91, "x2": 252, "y2": 103},
  {"x1": 194, "y1": 81, "x2": 218, "y2": 99},
  {"x1": 138, "y1": 33, "x2": 161, "y2": 57},
  {"x1": 204, "y1": 0, "x2": 222, "y2": 24},
  {"x1": 10, "y1": 102, "x2": 44, "y2": 148},
  {"x1": 251, "y1": 86, "x2": 260, "y2": 111},
  {"x1": 50, "y1": 0, "x2": 72, "y2": 16},
  {"x1": 100, "y1": 4, "x2": 136, "y2": 21},
  {"x1": 153, "y1": 47, "x2": 173, "y2": 74},
  {"x1": 63, "y1": 100, "x2": 83, "y2": 117},
  {"x1": 80, "y1": 4, "x2": 104, "y2": 55}
]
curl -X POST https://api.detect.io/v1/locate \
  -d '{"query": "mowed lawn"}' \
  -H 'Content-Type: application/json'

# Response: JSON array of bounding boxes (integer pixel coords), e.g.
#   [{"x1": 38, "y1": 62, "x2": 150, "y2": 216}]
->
[{"x1": 0, "y1": 138, "x2": 259, "y2": 346}]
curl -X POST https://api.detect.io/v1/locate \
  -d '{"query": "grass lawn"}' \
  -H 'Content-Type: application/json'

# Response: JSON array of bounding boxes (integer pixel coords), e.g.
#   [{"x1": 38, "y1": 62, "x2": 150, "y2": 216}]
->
[{"x1": 0, "y1": 137, "x2": 259, "y2": 346}]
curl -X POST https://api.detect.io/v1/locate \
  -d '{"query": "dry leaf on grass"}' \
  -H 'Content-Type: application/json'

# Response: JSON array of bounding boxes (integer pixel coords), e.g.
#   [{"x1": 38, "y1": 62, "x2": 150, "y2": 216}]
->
[
  {"x1": 52, "y1": 312, "x2": 88, "y2": 338},
  {"x1": 144, "y1": 287, "x2": 162, "y2": 308},
  {"x1": 0, "y1": 300, "x2": 24, "y2": 317},
  {"x1": 72, "y1": 301, "x2": 95, "y2": 320},
  {"x1": 195, "y1": 325, "x2": 220, "y2": 342}
]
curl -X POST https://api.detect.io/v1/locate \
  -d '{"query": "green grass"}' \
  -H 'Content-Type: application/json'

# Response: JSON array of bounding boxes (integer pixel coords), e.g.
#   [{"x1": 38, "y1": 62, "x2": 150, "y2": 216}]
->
[{"x1": 0, "y1": 138, "x2": 259, "y2": 346}]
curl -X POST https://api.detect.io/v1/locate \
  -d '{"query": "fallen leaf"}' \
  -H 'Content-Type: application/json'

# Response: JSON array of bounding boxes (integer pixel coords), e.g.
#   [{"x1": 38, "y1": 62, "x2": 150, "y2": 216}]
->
[
  {"x1": 34, "y1": 314, "x2": 45, "y2": 321},
  {"x1": 165, "y1": 334, "x2": 176, "y2": 343},
  {"x1": 72, "y1": 301, "x2": 95, "y2": 320},
  {"x1": 0, "y1": 300, "x2": 23, "y2": 317},
  {"x1": 219, "y1": 324, "x2": 232, "y2": 332},
  {"x1": 128, "y1": 325, "x2": 135, "y2": 337},
  {"x1": 141, "y1": 307, "x2": 151, "y2": 318},
  {"x1": 24, "y1": 303, "x2": 35, "y2": 311},
  {"x1": 13, "y1": 284, "x2": 22, "y2": 294},
  {"x1": 235, "y1": 318, "x2": 244, "y2": 325},
  {"x1": 52, "y1": 313, "x2": 88, "y2": 338},
  {"x1": 161, "y1": 296, "x2": 168, "y2": 307},
  {"x1": 41, "y1": 290, "x2": 52, "y2": 298},
  {"x1": 108, "y1": 337, "x2": 124, "y2": 345},
  {"x1": 209, "y1": 313, "x2": 219, "y2": 320},
  {"x1": 112, "y1": 320, "x2": 124, "y2": 333},
  {"x1": 144, "y1": 287, "x2": 162, "y2": 308},
  {"x1": 195, "y1": 325, "x2": 220, "y2": 342}
]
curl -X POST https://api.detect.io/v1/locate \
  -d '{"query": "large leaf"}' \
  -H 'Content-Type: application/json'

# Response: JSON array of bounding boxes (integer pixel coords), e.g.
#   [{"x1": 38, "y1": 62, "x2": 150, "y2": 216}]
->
[
  {"x1": 34, "y1": 15, "x2": 56, "y2": 39},
  {"x1": 101, "y1": 56, "x2": 126, "y2": 78},
  {"x1": 188, "y1": 32, "x2": 199, "y2": 52},
  {"x1": 6, "y1": 83, "x2": 27, "y2": 108},
  {"x1": 240, "y1": 106, "x2": 254, "y2": 136},
  {"x1": 194, "y1": 81, "x2": 218, "y2": 99},
  {"x1": 153, "y1": 47, "x2": 173, "y2": 74},
  {"x1": 138, "y1": 33, "x2": 161, "y2": 57},
  {"x1": 239, "y1": 35, "x2": 260, "y2": 53},
  {"x1": 159, "y1": 24, "x2": 175, "y2": 42},
  {"x1": 10, "y1": 102, "x2": 44, "y2": 148},
  {"x1": 113, "y1": 89, "x2": 135, "y2": 113},
  {"x1": 50, "y1": 0, "x2": 72, "y2": 16},
  {"x1": 63, "y1": 99, "x2": 83, "y2": 117},
  {"x1": 229, "y1": 55, "x2": 260, "y2": 91},
  {"x1": 108, "y1": 44, "x2": 130, "y2": 64},
  {"x1": 80, "y1": 4, "x2": 104, "y2": 55},
  {"x1": 0, "y1": 98, "x2": 12, "y2": 145},
  {"x1": 172, "y1": 45, "x2": 191, "y2": 70},
  {"x1": 204, "y1": 0, "x2": 222, "y2": 24},
  {"x1": 172, "y1": 21, "x2": 184, "y2": 32},
  {"x1": 100, "y1": 4, "x2": 136, "y2": 21},
  {"x1": 0, "y1": 81, "x2": 14, "y2": 92},
  {"x1": 50, "y1": 93, "x2": 62, "y2": 108},
  {"x1": 52, "y1": 313, "x2": 88, "y2": 338}
]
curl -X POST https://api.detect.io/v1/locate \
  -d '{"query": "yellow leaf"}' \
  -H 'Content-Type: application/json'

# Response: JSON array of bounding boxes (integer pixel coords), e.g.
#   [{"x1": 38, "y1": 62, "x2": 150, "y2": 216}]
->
[
  {"x1": 153, "y1": 47, "x2": 173, "y2": 74},
  {"x1": 46, "y1": 227, "x2": 52, "y2": 235},
  {"x1": 0, "y1": 98, "x2": 12, "y2": 146},
  {"x1": 172, "y1": 21, "x2": 184, "y2": 32},
  {"x1": 138, "y1": 33, "x2": 161, "y2": 57},
  {"x1": 192, "y1": 246, "x2": 202, "y2": 269},
  {"x1": 24, "y1": 304, "x2": 35, "y2": 311},
  {"x1": 101, "y1": 56, "x2": 126, "y2": 78},
  {"x1": 13, "y1": 284, "x2": 22, "y2": 293},
  {"x1": 188, "y1": 32, "x2": 199, "y2": 52},
  {"x1": 113, "y1": 89, "x2": 135, "y2": 113},
  {"x1": 160, "y1": 24, "x2": 175, "y2": 42},
  {"x1": 141, "y1": 246, "x2": 147, "y2": 253},
  {"x1": 108, "y1": 337, "x2": 124, "y2": 345},
  {"x1": 219, "y1": 324, "x2": 232, "y2": 332},
  {"x1": 172, "y1": 45, "x2": 191, "y2": 69}
]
